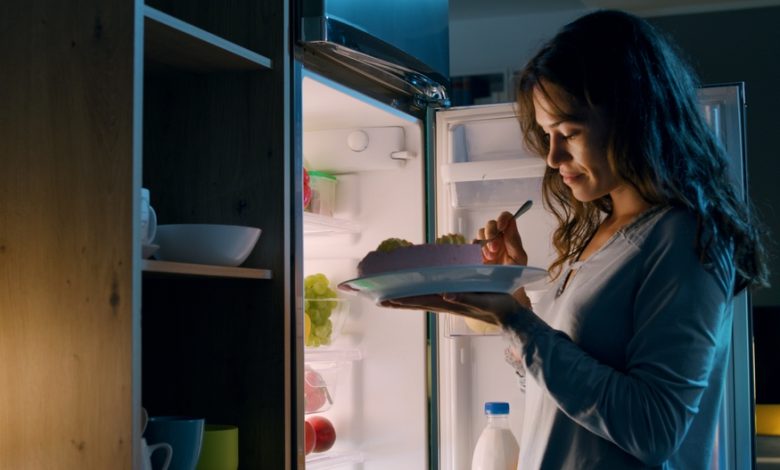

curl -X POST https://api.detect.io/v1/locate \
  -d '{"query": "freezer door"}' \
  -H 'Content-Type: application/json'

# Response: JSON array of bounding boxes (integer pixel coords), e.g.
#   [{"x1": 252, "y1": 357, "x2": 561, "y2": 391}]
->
[{"x1": 698, "y1": 83, "x2": 754, "y2": 470}]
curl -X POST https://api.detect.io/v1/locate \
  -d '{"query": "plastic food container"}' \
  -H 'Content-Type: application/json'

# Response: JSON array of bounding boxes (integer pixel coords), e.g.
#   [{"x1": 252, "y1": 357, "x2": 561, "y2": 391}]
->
[
  {"x1": 304, "y1": 349, "x2": 361, "y2": 414},
  {"x1": 304, "y1": 297, "x2": 349, "y2": 348},
  {"x1": 307, "y1": 171, "x2": 337, "y2": 217}
]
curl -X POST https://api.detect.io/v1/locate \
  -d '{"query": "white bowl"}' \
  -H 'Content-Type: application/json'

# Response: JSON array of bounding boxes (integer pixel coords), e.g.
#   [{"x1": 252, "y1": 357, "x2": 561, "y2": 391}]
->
[{"x1": 153, "y1": 224, "x2": 261, "y2": 267}]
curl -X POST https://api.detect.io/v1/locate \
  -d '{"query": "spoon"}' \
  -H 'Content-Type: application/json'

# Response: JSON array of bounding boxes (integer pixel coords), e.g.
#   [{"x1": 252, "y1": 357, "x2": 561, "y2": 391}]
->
[{"x1": 478, "y1": 199, "x2": 533, "y2": 247}]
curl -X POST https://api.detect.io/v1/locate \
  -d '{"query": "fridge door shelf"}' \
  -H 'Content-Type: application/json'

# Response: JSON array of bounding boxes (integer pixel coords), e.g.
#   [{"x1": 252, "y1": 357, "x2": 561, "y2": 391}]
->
[
  {"x1": 305, "y1": 450, "x2": 364, "y2": 469},
  {"x1": 441, "y1": 160, "x2": 546, "y2": 210},
  {"x1": 441, "y1": 159, "x2": 546, "y2": 183},
  {"x1": 445, "y1": 314, "x2": 502, "y2": 337},
  {"x1": 304, "y1": 212, "x2": 361, "y2": 235}
]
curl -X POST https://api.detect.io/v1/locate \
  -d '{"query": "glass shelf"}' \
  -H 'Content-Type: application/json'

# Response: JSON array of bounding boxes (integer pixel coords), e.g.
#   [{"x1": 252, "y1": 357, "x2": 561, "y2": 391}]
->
[
  {"x1": 304, "y1": 348, "x2": 362, "y2": 363},
  {"x1": 306, "y1": 450, "x2": 364, "y2": 469},
  {"x1": 304, "y1": 212, "x2": 361, "y2": 235}
]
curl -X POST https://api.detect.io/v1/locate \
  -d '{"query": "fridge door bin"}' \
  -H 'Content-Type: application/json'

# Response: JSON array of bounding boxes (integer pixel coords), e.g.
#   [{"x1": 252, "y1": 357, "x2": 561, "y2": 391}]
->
[{"x1": 447, "y1": 176, "x2": 544, "y2": 210}]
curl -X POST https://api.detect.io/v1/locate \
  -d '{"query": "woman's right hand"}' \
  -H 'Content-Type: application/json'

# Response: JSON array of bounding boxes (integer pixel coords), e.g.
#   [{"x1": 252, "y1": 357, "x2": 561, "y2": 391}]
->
[{"x1": 478, "y1": 211, "x2": 528, "y2": 266}]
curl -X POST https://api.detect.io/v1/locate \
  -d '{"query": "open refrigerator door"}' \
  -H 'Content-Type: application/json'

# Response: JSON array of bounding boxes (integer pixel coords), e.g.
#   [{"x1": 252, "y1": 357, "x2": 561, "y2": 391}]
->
[
  {"x1": 433, "y1": 87, "x2": 752, "y2": 469},
  {"x1": 300, "y1": 69, "x2": 429, "y2": 469},
  {"x1": 433, "y1": 103, "x2": 556, "y2": 469}
]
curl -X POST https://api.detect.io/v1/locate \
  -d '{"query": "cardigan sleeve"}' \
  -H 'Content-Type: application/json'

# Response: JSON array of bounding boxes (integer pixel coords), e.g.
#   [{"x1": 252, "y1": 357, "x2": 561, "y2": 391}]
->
[{"x1": 503, "y1": 217, "x2": 735, "y2": 466}]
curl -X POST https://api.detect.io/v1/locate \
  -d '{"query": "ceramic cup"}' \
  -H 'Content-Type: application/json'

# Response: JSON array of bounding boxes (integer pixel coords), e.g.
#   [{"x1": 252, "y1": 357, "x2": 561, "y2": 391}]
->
[
  {"x1": 142, "y1": 437, "x2": 173, "y2": 470},
  {"x1": 140, "y1": 187, "x2": 158, "y2": 246},
  {"x1": 144, "y1": 416, "x2": 205, "y2": 470},
  {"x1": 196, "y1": 424, "x2": 239, "y2": 470}
]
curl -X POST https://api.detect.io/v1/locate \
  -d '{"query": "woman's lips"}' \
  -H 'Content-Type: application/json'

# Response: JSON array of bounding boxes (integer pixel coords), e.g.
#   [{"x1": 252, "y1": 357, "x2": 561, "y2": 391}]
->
[{"x1": 561, "y1": 172, "x2": 582, "y2": 185}]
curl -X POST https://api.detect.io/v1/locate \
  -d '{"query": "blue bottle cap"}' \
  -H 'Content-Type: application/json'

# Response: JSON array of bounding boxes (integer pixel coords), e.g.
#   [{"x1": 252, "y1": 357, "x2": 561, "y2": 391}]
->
[{"x1": 485, "y1": 402, "x2": 510, "y2": 415}]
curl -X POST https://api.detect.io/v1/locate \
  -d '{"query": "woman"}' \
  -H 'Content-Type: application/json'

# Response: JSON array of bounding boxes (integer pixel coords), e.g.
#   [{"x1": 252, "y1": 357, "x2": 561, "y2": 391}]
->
[{"x1": 387, "y1": 10, "x2": 769, "y2": 469}]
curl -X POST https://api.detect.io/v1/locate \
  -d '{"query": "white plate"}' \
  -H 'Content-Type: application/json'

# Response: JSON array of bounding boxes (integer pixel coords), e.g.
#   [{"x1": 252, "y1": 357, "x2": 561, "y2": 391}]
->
[{"x1": 338, "y1": 265, "x2": 548, "y2": 304}]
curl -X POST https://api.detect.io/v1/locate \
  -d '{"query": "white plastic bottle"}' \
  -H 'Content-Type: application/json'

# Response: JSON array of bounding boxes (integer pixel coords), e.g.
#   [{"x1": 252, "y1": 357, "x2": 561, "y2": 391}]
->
[{"x1": 471, "y1": 402, "x2": 520, "y2": 470}]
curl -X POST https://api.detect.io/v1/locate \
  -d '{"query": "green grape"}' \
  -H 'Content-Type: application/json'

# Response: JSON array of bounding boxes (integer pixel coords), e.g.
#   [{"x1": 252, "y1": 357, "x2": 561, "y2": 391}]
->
[
  {"x1": 314, "y1": 320, "x2": 333, "y2": 340},
  {"x1": 435, "y1": 233, "x2": 467, "y2": 244},
  {"x1": 376, "y1": 237, "x2": 413, "y2": 252},
  {"x1": 303, "y1": 273, "x2": 341, "y2": 347}
]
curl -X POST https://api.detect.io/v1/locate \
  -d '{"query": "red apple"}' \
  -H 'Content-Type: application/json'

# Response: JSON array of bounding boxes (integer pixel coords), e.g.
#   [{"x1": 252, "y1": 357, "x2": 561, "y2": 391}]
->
[
  {"x1": 304, "y1": 420, "x2": 316, "y2": 455},
  {"x1": 309, "y1": 416, "x2": 336, "y2": 453},
  {"x1": 303, "y1": 368, "x2": 329, "y2": 413}
]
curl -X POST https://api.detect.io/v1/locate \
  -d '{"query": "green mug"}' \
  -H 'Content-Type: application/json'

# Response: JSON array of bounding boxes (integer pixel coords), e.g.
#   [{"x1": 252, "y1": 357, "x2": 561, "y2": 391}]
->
[{"x1": 196, "y1": 424, "x2": 238, "y2": 470}]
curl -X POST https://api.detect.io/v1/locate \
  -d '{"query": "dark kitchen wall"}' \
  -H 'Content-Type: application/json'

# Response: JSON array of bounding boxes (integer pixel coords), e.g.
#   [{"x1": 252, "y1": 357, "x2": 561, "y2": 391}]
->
[
  {"x1": 649, "y1": 7, "x2": 780, "y2": 308},
  {"x1": 650, "y1": 7, "x2": 780, "y2": 403}
]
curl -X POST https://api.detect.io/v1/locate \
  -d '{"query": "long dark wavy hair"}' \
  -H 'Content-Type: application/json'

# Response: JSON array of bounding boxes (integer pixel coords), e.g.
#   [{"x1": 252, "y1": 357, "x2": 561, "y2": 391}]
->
[{"x1": 515, "y1": 10, "x2": 768, "y2": 292}]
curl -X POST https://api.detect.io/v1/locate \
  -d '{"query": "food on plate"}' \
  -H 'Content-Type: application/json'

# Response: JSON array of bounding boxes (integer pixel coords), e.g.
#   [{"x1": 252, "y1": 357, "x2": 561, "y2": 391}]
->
[
  {"x1": 435, "y1": 233, "x2": 468, "y2": 245},
  {"x1": 303, "y1": 366, "x2": 330, "y2": 413},
  {"x1": 304, "y1": 420, "x2": 316, "y2": 455},
  {"x1": 464, "y1": 317, "x2": 501, "y2": 334},
  {"x1": 304, "y1": 273, "x2": 340, "y2": 347},
  {"x1": 376, "y1": 237, "x2": 413, "y2": 252},
  {"x1": 309, "y1": 416, "x2": 337, "y2": 453},
  {"x1": 357, "y1": 234, "x2": 481, "y2": 277}
]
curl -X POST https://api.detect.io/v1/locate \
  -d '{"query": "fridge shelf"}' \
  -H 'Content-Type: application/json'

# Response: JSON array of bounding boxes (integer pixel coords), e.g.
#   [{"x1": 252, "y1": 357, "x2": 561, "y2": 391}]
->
[
  {"x1": 305, "y1": 450, "x2": 364, "y2": 469},
  {"x1": 304, "y1": 348, "x2": 362, "y2": 363},
  {"x1": 144, "y1": 5, "x2": 272, "y2": 71},
  {"x1": 304, "y1": 212, "x2": 361, "y2": 235}
]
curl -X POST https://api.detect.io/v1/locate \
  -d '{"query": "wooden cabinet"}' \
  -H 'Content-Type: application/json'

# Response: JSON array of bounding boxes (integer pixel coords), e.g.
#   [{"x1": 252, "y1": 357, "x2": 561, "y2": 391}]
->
[{"x1": 1, "y1": 1, "x2": 292, "y2": 468}]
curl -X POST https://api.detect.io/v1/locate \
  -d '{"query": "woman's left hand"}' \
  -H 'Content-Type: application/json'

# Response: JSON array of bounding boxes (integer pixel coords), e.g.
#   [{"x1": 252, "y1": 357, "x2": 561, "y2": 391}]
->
[{"x1": 381, "y1": 291, "x2": 527, "y2": 326}]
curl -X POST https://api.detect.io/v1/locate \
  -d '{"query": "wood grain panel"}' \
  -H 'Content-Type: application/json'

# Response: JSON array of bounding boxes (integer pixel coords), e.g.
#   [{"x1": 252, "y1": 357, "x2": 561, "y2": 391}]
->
[{"x1": 0, "y1": 1, "x2": 135, "y2": 469}]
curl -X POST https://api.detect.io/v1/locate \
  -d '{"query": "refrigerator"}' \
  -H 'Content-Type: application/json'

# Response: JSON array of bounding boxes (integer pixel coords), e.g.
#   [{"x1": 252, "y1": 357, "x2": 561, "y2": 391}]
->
[{"x1": 292, "y1": 3, "x2": 754, "y2": 468}]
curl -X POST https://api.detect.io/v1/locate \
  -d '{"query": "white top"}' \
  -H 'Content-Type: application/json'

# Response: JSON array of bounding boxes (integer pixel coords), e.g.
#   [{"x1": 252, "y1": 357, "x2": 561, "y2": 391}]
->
[{"x1": 504, "y1": 206, "x2": 735, "y2": 469}]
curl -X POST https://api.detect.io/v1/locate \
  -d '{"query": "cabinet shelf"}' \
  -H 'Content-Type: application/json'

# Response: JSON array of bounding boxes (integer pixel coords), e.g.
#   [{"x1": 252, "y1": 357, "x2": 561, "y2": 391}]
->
[
  {"x1": 142, "y1": 259, "x2": 272, "y2": 279},
  {"x1": 304, "y1": 212, "x2": 361, "y2": 235},
  {"x1": 144, "y1": 5, "x2": 272, "y2": 71}
]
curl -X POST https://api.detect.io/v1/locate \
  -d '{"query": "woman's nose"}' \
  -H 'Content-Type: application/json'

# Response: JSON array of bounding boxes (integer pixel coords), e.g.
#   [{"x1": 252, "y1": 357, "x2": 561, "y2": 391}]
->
[{"x1": 546, "y1": 136, "x2": 567, "y2": 168}]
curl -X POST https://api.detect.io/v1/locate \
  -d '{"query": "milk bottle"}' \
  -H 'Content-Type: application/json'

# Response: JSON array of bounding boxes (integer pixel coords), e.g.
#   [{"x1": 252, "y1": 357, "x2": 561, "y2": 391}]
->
[{"x1": 471, "y1": 402, "x2": 520, "y2": 470}]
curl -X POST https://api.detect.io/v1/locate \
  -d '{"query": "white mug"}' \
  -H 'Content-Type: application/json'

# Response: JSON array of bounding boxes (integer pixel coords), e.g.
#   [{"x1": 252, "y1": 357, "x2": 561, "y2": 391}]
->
[
  {"x1": 142, "y1": 437, "x2": 172, "y2": 470},
  {"x1": 140, "y1": 188, "x2": 158, "y2": 246}
]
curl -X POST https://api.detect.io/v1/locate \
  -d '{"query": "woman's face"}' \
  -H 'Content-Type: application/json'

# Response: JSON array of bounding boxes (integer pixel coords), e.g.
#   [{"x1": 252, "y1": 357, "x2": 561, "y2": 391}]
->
[{"x1": 533, "y1": 84, "x2": 624, "y2": 203}]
